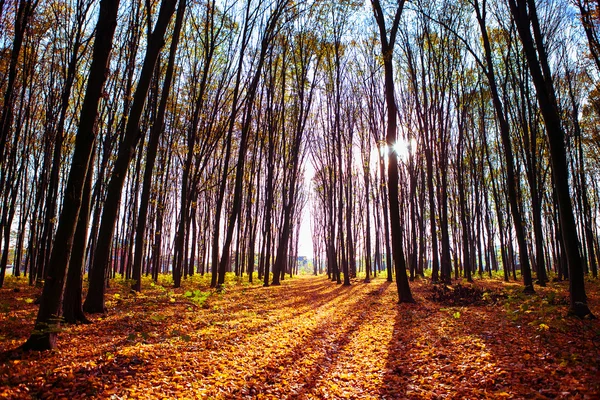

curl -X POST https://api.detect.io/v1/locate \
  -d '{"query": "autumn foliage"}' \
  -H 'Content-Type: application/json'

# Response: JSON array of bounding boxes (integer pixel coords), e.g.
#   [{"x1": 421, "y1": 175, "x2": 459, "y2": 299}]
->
[{"x1": 0, "y1": 274, "x2": 598, "y2": 399}]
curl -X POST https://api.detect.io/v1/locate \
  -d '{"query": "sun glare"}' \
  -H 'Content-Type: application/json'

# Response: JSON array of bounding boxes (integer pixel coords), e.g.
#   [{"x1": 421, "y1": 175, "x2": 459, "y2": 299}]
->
[{"x1": 376, "y1": 138, "x2": 416, "y2": 163}]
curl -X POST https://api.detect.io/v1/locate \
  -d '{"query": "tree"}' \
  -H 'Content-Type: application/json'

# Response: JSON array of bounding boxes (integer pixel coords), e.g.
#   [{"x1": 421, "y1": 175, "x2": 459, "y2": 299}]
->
[
  {"x1": 217, "y1": 0, "x2": 292, "y2": 289},
  {"x1": 271, "y1": 22, "x2": 320, "y2": 286},
  {"x1": 21, "y1": 0, "x2": 121, "y2": 350},
  {"x1": 508, "y1": 0, "x2": 593, "y2": 317},
  {"x1": 131, "y1": 0, "x2": 187, "y2": 292},
  {"x1": 370, "y1": 0, "x2": 414, "y2": 303},
  {"x1": 576, "y1": 0, "x2": 600, "y2": 72},
  {"x1": 472, "y1": 0, "x2": 534, "y2": 292},
  {"x1": 84, "y1": 0, "x2": 179, "y2": 313}
]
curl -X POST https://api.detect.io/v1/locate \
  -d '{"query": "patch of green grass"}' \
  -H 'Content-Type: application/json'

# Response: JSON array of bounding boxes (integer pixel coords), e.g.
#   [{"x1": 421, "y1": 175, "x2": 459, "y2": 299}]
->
[{"x1": 184, "y1": 290, "x2": 211, "y2": 307}]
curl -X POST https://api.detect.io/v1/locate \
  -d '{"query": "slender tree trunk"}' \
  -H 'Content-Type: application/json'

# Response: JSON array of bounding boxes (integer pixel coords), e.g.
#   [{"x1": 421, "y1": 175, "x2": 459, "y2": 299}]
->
[
  {"x1": 508, "y1": 0, "x2": 592, "y2": 317},
  {"x1": 474, "y1": 0, "x2": 534, "y2": 292},
  {"x1": 371, "y1": 0, "x2": 413, "y2": 303},
  {"x1": 84, "y1": 0, "x2": 178, "y2": 313},
  {"x1": 0, "y1": 0, "x2": 38, "y2": 160},
  {"x1": 378, "y1": 154, "x2": 393, "y2": 282},
  {"x1": 62, "y1": 148, "x2": 95, "y2": 324},
  {"x1": 132, "y1": 0, "x2": 185, "y2": 291},
  {"x1": 21, "y1": 0, "x2": 120, "y2": 350},
  {"x1": 218, "y1": 0, "x2": 290, "y2": 288}
]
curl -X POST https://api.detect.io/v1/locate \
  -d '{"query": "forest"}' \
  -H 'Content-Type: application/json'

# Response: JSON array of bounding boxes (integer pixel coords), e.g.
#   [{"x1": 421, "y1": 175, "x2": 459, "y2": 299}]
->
[{"x1": 0, "y1": 0, "x2": 599, "y2": 397}]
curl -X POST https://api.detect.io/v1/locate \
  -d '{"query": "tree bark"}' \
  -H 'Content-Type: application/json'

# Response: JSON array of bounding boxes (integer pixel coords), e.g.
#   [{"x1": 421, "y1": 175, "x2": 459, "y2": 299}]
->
[
  {"x1": 132, "y1": 0, "x2": 186, "y2": 292},
  {"x1": 508, "y1": 0, "x2": 593, "y2": 317},
  {"x1": 21, "y1": 0, "x2": 120, "y2": 350},
  {"x1": 371, "y1": 0, "x2": 414, "y2": 303},
  {"x1": 84, "y1": 0, "x2": 178, "y2": 313}
]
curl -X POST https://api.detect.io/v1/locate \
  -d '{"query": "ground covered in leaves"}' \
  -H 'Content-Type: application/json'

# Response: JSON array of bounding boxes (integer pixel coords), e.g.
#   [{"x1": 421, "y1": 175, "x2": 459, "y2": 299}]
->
[{"x1": 1, "y1": 273, "x2": 599, "y2": 399}]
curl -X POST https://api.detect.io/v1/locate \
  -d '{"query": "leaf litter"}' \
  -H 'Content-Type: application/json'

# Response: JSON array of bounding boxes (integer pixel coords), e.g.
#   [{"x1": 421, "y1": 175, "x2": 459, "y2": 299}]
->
[{"x1": 0, "y1": 274, "x2": 598, "y2": 399}]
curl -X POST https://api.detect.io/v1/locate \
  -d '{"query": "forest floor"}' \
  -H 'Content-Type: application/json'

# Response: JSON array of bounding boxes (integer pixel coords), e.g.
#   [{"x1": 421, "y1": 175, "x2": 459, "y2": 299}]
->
[{"x1": 0, "y1": 273, "x2": 599, "y2": 399}]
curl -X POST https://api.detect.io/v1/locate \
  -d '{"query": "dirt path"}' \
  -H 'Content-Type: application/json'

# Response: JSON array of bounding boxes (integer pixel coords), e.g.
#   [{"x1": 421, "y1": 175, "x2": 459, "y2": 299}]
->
[{"x1": 1, "y1": 275, "x2": 599, "y2": 399}]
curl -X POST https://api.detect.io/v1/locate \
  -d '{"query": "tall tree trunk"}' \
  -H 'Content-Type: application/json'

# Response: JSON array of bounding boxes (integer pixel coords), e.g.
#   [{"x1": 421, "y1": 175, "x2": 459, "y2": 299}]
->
[
  {"x1": 218, "y1": 0, "x2": 290, "y2": 288},
  {"x1": 133, "y1": 0, "x2": 186, "y2": 292},
  {"x1": 84, "y1": 0, "x2": 178, "y2": 313},
  {"x1": 21, "y1": 0, "x2": 120, "y2": 350},
  {"x1": 62, "y1": 148, "x2": 95, "y2": 324},
  {"x1": 474, "y1": 0, "x2": 534, "y2": 292},
  {"x1": 0, "y1": 0, "x2": 38, "y2": 160},
  {"x1": 378, "y1": 154, "x2": 393, "y2": 282},
  {"x1": 371, "y1": 0, "x2": 413, "y2": 303},
  {"x1": 508, "y1": 0, "x2": 593, "y2": 317}
]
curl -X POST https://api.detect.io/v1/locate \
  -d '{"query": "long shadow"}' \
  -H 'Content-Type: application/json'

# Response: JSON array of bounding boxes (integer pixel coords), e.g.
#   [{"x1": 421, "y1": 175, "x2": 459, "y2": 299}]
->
[
  {"x1": 378, "y1": 299, "x2": 421, "y2": 398},
  {"x1": 99, "y1": 280, "x2": 371, "y2": 398},
  {"x1": 93, "y1": 276, "x2": 358, "y2": 352},
  {"x1": 183, "y1": 280, "x2": 361, "y2": 357},
  {"x1": 1, "y1": 277, "x2": 399, "y2": 398},
  {"x1": 227, "y1": 282, "x2": 374, "y2": 397},
  {"x1": 1, "y1": 277, "x2": 363, "y2": 397},
  {"x1": 454, "y1": 306, "x2": 600, "y2": 397},
  {"x1": 378, "y1": 295, "x2": 520, "y2": 398},
  {"x1": 379, "y1": 287, "x2": 600, "y2": 399},
  {"x1": 0, "y1": 334, "x2": 161, "y2": 398},
  {"x1": 290, "y1": 281, "x2": 394, "y2": 398}
]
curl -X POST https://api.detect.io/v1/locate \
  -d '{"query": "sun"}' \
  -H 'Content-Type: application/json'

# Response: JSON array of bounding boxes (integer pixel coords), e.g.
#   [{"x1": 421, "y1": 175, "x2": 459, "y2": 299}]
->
[{"x1": 374, "y1": 138, "x2": 417, "y2": 164}]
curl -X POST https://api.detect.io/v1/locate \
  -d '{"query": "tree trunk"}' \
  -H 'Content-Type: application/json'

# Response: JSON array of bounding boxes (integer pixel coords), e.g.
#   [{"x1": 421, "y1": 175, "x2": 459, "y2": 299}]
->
[
  {"x1": 62, "y1": 148, "x2": 95, "y2": 324},
  {"x1": 21, "y1": 0, "x2": 120, "y2": 350},
  {"x1": 508, "y1": 0, "x2": 593, "y2": 317},
  {"x1": 474, "y1": 0, "x2": 534, "y2": 292},
  {"x1": 84, "y1": 0, "x2": 178, "y2": 313},
  {"x1": 371, "y1": 0, "x2": 413, "y2": 303}
]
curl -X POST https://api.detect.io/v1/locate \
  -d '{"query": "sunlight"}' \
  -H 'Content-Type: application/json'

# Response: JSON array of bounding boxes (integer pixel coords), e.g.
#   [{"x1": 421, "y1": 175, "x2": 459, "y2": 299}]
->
[
  {"x1": 393, "y1": 141, "x2": 409, "y2": 161},
  {"x1": 376, "y1": 138, "x2": 417, "y2": 164},
  {"x1": 299, "y1": 159, "x2": 316, "y2": 258}
]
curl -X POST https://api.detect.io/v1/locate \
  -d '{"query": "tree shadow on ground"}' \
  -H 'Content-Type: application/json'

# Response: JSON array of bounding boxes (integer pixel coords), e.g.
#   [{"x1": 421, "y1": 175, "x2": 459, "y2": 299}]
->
[
  {"x1": 378, "y1": 300, "x2": 420, "y2": 399},
  {"x1": 379, "y1": 280, "x2": 600, "y2": 399}
]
